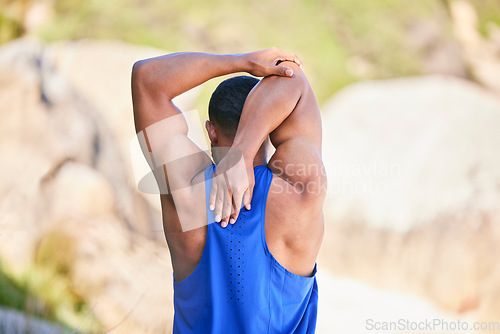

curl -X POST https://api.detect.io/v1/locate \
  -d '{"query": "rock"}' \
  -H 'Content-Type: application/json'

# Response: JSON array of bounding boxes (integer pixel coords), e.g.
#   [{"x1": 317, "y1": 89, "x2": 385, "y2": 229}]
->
[
  {"x1": 0, "y1": 37, "x2": 170, "y2": 248},
  {"x1": 44, "y1": 218, "x2": 174, "y2": 334},
  {"x1": 405, "y1": 16, "x2": 468, "y2": 78},
  {"x1": 41, "y1": 161, "x2": 116, "y2": 220},
  {"x1": 319, "y1": 75, "x2": 500, "y2": 321},
  {"x1": 0, "y1": 37, "x2": 177, "y2": 332},
  {"x1": 0, "y1": 37, "x2": 100, "y2": 267},
  {"x1": 45, "y1": 39, "x2": 201, "y2": 216}
]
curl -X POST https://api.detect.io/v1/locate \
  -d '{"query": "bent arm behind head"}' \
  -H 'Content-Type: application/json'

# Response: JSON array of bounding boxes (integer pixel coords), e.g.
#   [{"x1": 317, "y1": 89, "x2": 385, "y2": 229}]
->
[{"x1": 233, "y1": 61, "x2": 326, "y2": 198}]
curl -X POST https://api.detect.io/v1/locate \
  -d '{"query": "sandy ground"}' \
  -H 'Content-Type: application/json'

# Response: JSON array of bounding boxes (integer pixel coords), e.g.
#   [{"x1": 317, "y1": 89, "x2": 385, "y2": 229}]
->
[{"x1": 316, "y1": 270, "x2": 476, "y2": 334}]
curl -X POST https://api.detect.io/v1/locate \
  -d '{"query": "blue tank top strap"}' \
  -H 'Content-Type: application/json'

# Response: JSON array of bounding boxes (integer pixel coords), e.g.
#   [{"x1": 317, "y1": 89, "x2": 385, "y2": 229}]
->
[{"x1": 204, "y1": 164, "x2": 216, "y2": 225}]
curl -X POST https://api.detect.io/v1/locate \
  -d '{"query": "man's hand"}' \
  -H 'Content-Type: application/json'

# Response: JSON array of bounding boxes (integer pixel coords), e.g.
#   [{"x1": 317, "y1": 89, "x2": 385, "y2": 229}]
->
[
  {"x1": 243, "y1": 47, "x2": 302, "y2": 78},
  {"x1": 209, "y1": 148, "x2": 254, "y2": 227}
]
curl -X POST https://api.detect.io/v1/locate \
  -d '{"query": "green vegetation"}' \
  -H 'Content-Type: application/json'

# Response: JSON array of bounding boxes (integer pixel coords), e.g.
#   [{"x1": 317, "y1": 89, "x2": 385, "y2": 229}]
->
[
  {"x1": 31, "y1": 230, "x2": 101, "y2": 333},
  {"x1": 0, "y1": 262, "x2": 74, "y2": 333},
  {"x1": 0, "y1": 262, "x2": 31, "y2": 311},
  {"x1": 1, "y1": 0, "x2": 500, "y2": 109},
  {"x1": 33, "y1": 0, "x2": 442, "y2": 104},
  {"x1": 468, "y1": 0, "x2": 500, "y2": 37},
  {"x1": 5, "y1": 0, "x2": 455, "y2": 107},
  {"x1": 0, "y1": 230, "x2": 101, "y2": 333},
  {"x1": 0, "y1": 0, "x2": 29, "y2": 44}
]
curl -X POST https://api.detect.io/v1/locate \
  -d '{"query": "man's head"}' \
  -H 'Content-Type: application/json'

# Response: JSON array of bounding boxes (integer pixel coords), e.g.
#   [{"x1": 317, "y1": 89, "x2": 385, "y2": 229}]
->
[{"x1": 205, "y1": 75, "x2": 259, "y2": 161}]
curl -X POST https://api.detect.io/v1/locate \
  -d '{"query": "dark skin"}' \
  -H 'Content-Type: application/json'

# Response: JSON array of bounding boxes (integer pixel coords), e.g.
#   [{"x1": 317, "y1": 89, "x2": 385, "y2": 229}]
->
[{"x1": 132, "y1": 48, "x2": 325, "y2": 281}]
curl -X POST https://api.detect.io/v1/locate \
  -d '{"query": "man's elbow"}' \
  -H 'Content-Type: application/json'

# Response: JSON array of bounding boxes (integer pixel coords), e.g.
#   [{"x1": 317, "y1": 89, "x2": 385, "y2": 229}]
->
[
  {"x1": 132, "y1": 59, "x2": 146, "y2": 74},
  {"x1": 131, "y1": 59, "x2": 151, "y2": 90}
]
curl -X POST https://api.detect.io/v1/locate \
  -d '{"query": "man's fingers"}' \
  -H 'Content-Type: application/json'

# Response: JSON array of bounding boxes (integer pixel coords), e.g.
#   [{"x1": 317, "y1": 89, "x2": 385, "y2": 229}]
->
[
  {"x1": 229, "y1": 190, "x2": 244, "y2": 224},
  {"x1": 209, "y1": 181, "x2": 217, "y2": 212},
  {"x1": 214, "y1": 181, "x2": 225, "y2": 222},
  {"x1": 228, "y1": 201, "x2": 240, "y2": 226},
  {"x1": 221, "y1": 193, "x2": 232, "y2": 228},
  {"x1": 243, "y1": 186, "x2": 253, "y2": 210},
  {"x1": 285, "y1": 56, "x2": 301, "y2": 67},
  {"x1": 221, "y1": 216, "x2": 229, "y2": 228},
  {"x1": 276, "y1": 65, "x2": 293, "y2": 77},
  {"x1": 229, "y1": 206, "x2": 238, "y2": 225},
  {"x1": 275, "y1": 52, "x2": 301, "y2": 67},
  {"x1": 275, "y1": 51, "x2": 300, "y2": 64},
  {"x1": 222, "y1": 196, "x2": 233, "y2": 227}
]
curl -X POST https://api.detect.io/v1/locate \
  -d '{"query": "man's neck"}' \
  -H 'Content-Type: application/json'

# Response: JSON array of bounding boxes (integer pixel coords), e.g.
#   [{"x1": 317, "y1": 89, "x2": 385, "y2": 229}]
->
[{"x1": 212, "y1": 141, "x2": 270, "y2": 168}]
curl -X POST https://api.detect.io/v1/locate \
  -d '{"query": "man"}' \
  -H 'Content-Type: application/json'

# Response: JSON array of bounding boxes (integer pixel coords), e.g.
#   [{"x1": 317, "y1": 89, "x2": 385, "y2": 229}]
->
[{"x1": 131, "y1": 48, "x2": 326, "y2": 333}]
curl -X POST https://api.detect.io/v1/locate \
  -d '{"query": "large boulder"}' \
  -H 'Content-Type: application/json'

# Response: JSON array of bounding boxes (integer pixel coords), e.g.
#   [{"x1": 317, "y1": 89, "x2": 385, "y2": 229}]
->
[
  {"x1": 0, "y1": 37, "x2": 101, "y2": 266},
  {"x1": 0, "y1": 37, "x2": 179, "y2": 332},
  {"x1": 36, "y1": 215, "x2": 174, "y2": 334},
  {"x1": 320, "y1": 75, "x2": 500, "y2": 322},
  {"x1": 45, "y1": 39, "x2": 201, "y2": 217}
]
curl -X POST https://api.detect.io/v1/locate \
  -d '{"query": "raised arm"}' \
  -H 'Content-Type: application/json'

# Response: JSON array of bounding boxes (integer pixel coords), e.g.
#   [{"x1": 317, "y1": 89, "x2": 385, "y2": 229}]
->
[
  {"x1": 211, "y1": 61, "x2": 326, "y2": 225},
  {"x1": 131, "y1": 49, "x2": 302, "y2": 230},
  {"x1": 132, "y1": 50, "x2": 300, "y2": 130},
  {"x1": 133, "y1": 53, "x2": 252, "y2": 132},
  {"x1": 131, "y1": 53, "x2": 241, "y2": 200}
]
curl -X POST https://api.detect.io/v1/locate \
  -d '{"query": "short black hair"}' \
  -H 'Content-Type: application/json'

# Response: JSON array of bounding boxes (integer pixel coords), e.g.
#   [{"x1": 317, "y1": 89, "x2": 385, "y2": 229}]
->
[{"x1": 208, "y1": 75, "x2": 259, "y2": 137}]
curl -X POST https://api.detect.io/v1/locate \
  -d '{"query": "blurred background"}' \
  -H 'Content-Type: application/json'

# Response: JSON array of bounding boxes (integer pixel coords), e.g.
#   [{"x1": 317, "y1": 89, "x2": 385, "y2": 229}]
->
[{"x1": 1, "y1": 0, "x2": 500, "y2": 333}]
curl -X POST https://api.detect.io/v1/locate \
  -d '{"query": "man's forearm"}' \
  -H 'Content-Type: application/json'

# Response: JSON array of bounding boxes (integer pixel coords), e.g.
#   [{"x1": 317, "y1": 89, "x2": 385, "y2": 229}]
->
[
  {"x1": 132, "y1": 52, "x2": 249, "y2": 101},
  {"x1": 232, "y1": 66, "x2": 305, "y2": 162},
  {"x1": 206, "y1": 53, "x2": 304, "y2": 223}
]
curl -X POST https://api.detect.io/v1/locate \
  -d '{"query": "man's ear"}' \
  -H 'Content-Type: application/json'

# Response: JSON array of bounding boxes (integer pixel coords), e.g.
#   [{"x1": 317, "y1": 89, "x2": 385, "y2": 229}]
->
[{"x1": 205, "y1": 120, "x2": 218, "y2": 145}]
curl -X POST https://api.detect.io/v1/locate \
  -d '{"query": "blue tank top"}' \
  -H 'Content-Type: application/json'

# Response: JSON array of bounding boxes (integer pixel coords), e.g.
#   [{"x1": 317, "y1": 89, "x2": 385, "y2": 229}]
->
[{"x1": 173, "y1": 164, "x2": 318, "y2": 333}]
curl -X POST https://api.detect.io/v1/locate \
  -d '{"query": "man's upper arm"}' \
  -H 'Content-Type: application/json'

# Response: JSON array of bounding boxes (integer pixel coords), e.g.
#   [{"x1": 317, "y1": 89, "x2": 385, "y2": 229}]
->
[
  {"x1": 131, "y1": 61, "x2": 212, "y2": 199},
  {"x1": 266, "y1": 64, "x2": 326, "y2": 204}
]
